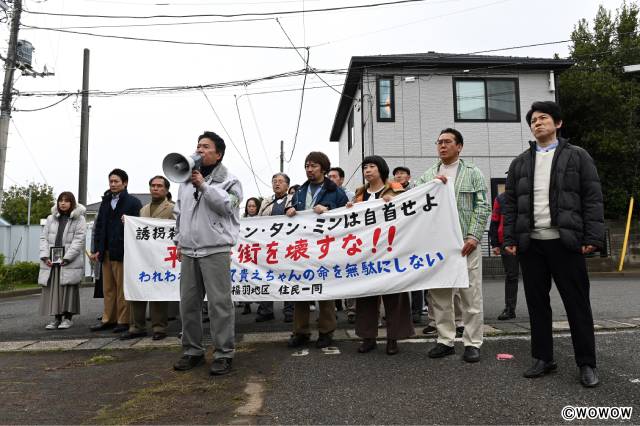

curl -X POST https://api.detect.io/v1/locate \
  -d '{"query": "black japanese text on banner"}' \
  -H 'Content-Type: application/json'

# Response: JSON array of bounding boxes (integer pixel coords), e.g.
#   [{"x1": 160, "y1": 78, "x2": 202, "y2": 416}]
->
[{"x1": 123, "y1": 180, "x2": 469, "y2": 301}]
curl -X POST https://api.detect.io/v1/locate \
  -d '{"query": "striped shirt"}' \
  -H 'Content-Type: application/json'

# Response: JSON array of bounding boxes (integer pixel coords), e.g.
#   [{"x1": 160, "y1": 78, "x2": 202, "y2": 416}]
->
[{"x1": 415, "y1": 158, "x2": 490, "y2": 241}]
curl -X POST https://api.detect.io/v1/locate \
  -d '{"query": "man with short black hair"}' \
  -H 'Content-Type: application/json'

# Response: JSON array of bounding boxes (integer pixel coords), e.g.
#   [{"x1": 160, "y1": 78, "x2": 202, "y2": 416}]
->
[
  {"x1": 172, "y1": 131, "x2": 243, "y2": 376},
  {"x1": 328, "y1": 166, "x2": 355, "y2": 201},
  {"x1": 90, "y1": 169, "x2": 142, "y2": 333},
  {"x1": 503, "y1": 101, "x2": 604, "y2": 387},
  {"x1": 286, "y1": 152, "x2": 349, "y2": 349},
  {"x1": 416, "y1": 128, "x2": 490, "y2": 363},
  {"x1": 120, "y1": 175, "x2": 175, "y2": 341},
  {"x1": 256, "y1": 172, "x2": 295, "y2": 323}
]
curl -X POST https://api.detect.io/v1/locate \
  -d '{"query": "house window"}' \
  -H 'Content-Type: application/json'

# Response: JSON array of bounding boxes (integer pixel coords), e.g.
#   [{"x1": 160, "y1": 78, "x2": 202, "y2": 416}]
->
[
  {"x1": 347, "y1": 107, "x2": 354, "y2": 152},
  {"x1": 376, "y1": 76, "x2": 395, "y2": 122},
  {"x1": 454, "y1": 78, "x2": 519, "y2": 122}
]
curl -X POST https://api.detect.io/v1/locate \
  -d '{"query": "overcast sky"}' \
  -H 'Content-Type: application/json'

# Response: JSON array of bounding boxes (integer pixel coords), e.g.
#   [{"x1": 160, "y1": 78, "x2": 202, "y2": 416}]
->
[{"x1": 1, "y1": 0, "x2": 621, "y2": 205}]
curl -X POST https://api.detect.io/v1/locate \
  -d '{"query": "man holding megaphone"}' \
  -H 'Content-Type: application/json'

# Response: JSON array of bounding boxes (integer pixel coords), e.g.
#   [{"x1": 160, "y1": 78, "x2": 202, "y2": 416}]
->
[{"x1": 170, "y1": 131, "x2": 243, "y2": 376}]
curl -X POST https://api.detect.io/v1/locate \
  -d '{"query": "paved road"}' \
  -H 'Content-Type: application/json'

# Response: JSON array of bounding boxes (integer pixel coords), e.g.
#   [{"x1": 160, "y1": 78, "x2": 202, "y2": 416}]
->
[
  {"x1": 1, "y1": 277, "x2": 639, "y2": 341},
  {"x1": 1, "y1": 331, "x2": 638, "y2": 424}
]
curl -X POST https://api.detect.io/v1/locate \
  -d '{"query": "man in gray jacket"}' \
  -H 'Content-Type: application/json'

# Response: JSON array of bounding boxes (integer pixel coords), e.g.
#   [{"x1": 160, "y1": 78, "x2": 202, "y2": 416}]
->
[{"x1": 172, "y1": 131, "x2": 243, "y2": 376}]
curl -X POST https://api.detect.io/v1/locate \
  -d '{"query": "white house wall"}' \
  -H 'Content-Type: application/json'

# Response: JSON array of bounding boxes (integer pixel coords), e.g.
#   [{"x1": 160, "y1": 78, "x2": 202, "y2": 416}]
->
[{"x1": 338, "y1": 69, "x2": 557, "y2": 196}]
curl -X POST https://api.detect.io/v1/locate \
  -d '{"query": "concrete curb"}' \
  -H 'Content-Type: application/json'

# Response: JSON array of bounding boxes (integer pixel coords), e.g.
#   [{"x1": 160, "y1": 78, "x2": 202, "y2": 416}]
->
[{"x1": 1, "y1": 318, "x2": 637, "y2": 353}]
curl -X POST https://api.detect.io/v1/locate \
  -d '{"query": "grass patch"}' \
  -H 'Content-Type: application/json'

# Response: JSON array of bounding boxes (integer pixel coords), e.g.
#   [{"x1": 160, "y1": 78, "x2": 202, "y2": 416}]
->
[
  {"x1": 85, "y1": 355, "x2": 117, "y2": 366},
  {"x1": 90, "y1": 373, "x2": 226, "y2": 425}
]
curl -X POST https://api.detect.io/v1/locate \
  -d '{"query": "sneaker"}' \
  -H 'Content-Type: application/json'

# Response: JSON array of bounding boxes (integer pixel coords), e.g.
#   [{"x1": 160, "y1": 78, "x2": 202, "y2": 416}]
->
[
  {"x1": 210, "y1": 358, "x2": 233, "y2": 376},
  {"x1": 57, "y1": 319, "x2": 73, "y2": 329},
  {"x1": 173, "y1": 354, "x2": 205, "y2": 371},
  {"x1": 422, "y1": 325, "x2": 437, "y2": 337},
  {"x1": 315, "y1": 333, "x2": 333, "y2": 349},
  {"x1": 45, "y1": 320, "x2": 60, "y2": 330}
]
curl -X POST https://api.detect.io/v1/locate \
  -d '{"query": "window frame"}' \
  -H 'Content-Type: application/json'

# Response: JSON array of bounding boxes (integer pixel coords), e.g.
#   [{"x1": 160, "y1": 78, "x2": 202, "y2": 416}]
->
[
  {"x1": 452, "y1": 77, "x2": 521, "y2": 123},
  {"x1": 347, "y1": 106, "x2": 354, "y2": 152},
  {"x1": 376, "y1": 75, "x2": 395, "y2": 122}
]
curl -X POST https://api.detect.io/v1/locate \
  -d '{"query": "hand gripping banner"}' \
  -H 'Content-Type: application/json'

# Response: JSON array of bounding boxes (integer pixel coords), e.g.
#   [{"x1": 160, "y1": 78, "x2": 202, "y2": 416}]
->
[{"x1": 124, "y1": 180, "x2": 469, "y2": 301}]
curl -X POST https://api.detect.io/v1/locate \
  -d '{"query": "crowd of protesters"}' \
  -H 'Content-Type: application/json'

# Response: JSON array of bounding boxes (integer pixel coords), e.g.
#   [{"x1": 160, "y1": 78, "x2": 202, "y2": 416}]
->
[{"x1": 36, "y1": 101, "x2": 603, "y2": 387}]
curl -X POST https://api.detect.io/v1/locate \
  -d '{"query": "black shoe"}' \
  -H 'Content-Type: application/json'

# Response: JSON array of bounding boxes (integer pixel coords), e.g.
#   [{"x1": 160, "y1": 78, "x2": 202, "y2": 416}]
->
[
  {"x1": 255, "y1": 313, "x2": 275, "y2": 323},
  {"x1": 463, "y1": 346, "x2": 480, "y2": 363},
  {"x1": 580, "y1": 365, "x2": 599, "y2": 387},
  {"x1": 523, "y1": 359, "x2": 558, "y2": 378},
  {"x1": 287, "y1": 334, "x2": 310, "y2": 348},
  {"x1": 358, "y1": 338, "x2": 377, "y2": 353},
  {"x1": 113, "y1": 324, "x2": 129, "y2": 333},
  {"x1": 119, "y1": 331, "x2": 147, "y2": 340},
  {"x1": 89, "y1": 322, "x2": 116, "y2": 332},
  {"x1": 152, "y1": 332, "x2": 167, "y2": 341},
  {"x1": 455, "y1": 326, "x2": 464, "y2": 338},
  {"x1": 173, "y1": 354, "x2": 204, "y2": 371},
  {"x1": 497, "y1": 309, "x2": 516, "y2": 320},
  {"x1": 283, "y1": 314, "x2": 293, "y2": 323},
  {"x1": 428, "y1": 343, "x2": 455, "y2": 358},
  {"x1": 386, "y1": 339, "x2": 399, "y2": 355},
  {"x1": 316, "y1": 333, "x2": 333, "y2": 349},
  {"x1": 242, "y1": 304, "x2": 252, "y2": 315},
  {"x1": 210, "y1": 358, "x2": 233, "y2": 376},
  {"x1": 422, "y1": 325, "x2": 437, "y2": 337}
]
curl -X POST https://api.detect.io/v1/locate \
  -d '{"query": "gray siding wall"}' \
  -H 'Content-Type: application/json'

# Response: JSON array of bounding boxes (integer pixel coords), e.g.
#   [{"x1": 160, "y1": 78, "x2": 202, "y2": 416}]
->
[{"x1": 337, "y1": 68, "x2": 557, "y2": 197}]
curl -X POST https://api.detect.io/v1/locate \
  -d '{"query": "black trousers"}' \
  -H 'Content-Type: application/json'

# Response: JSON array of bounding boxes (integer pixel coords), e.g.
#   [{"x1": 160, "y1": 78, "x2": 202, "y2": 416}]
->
[
  {"x1": 519, "y1": 239, "x2": 596, "y2": 367},
  {"x1": 410, "y1": 290, "x2": 423, "y2": 315},
  {"x1": 501, "y1": 252, "x2": 520, "y2": 310}
]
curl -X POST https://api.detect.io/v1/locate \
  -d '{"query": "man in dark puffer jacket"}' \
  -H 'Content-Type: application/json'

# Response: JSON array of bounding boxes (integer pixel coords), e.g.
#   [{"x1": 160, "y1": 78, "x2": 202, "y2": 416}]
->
[{"x1": 503, "y1": 101, "x2": 604, "y2": 388}]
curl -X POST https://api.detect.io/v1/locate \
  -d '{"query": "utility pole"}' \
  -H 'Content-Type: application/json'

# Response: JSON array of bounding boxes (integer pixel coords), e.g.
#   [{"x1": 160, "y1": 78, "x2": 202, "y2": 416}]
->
[
  {"x1": 78, "y1": 49, "x2": 90, "y2": 206},
  {"x1": 0, "y1": 0, "x2": 22, "y2": 212},
  {"x1": 280, "y1": 140, "x2": 284, "y2": 173}
]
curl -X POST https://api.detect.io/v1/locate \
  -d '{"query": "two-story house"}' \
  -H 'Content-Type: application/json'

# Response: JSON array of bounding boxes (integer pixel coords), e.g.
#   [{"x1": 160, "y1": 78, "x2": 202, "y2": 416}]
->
[{"x1": 329, "y1": 52, "x2": 573, "y2": 202}]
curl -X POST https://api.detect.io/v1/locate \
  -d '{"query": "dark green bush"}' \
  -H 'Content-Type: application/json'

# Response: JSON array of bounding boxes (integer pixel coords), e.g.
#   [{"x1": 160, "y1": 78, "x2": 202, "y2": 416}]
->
[{"x1": 0, "y1": 261, "x2": 39, "y2": 291}]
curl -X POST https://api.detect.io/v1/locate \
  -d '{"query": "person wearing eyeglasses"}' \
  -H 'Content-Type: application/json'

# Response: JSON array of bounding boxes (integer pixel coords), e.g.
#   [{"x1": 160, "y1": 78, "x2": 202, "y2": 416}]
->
[
  {"x1": 415, "y1": 128, "x2": 490, "y2": 363},
  {"x1": 172, "y1": 131, "x2": 243, "y2": 377}
]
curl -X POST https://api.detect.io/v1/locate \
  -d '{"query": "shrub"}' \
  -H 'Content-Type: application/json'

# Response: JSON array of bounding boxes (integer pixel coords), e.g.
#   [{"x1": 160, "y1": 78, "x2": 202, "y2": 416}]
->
[{"x1": 0, "y1": 261, "x2": 39, "y2": 291}]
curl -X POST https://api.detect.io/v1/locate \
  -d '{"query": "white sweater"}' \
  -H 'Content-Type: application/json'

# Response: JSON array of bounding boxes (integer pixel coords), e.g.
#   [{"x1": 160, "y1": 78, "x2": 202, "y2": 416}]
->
[{"x1": 531, "y1": 150, "x2": 560, "y2": 240}]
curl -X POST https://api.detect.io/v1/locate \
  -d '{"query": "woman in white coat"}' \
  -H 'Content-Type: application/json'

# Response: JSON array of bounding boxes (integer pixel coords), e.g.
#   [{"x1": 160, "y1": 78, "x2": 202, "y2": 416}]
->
[{"x1": 38, "y1": 192, "x2": 87, "y2": 329}]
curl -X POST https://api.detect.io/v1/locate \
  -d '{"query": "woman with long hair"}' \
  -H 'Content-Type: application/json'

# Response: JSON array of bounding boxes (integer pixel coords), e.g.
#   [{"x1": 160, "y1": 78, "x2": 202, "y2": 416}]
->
[{"x1": 38, "y1": 192, "x2": 87, "y2": 330}]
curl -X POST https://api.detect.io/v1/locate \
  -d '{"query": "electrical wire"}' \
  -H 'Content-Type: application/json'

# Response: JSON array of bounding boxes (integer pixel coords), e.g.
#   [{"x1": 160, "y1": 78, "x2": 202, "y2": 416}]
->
[
  {"x1": 20, "y1": 24, "x2": 304, "y2": 49},
  {"x1": 275, "y1": 18, "x2": 344, "y2": 96},
  {"x1": 287, "y1": 48, "x2": 308, "y2": 163},
  {"x1": 9, "y1": 118, "x2": 49, "y2": 184},
  {"x1": 22, "y1": 0, "x2": 430, "y2": 19},
  {"x1": 242, "y1": 85, "x2": 273, "y2": 176},
  {"x1": 234, "y1": 93, "x2": 263, "y2": 196},
  {"x1": 13, "y1": 93, "x2": 73, "y2": 111},
  {"x1": 28, "y1": 17, "x2": 275, "y2": 30},
  {"x1": 199, "y1": 88, "x2": 271, "y2": 188}
]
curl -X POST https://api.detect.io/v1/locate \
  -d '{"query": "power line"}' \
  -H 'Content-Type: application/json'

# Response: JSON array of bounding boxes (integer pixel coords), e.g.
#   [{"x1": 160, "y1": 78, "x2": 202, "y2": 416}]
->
[
  {"x1": 199, "y1": 88, "x2": 271, "y2": 188},
  {"x1": 242, "y1": 85, "x2": 273, "y2": 176},
  {"x1": 21, "y1": 24, "x2": 304, "y2": 49},
  {"x1": 13, "y1": 93, "x2": 73, "y2": 111},
  {"x1": 10, "y1": 118, "x2": 49, "y2": 184},
  {"x1": 276, "y1": 17, "x2": 344, "y2": 96},
  {"x1": 27, "y1": 17, "x2": 275, "y2": 30},
  {"x1": 287, "y1": 48, "x2": 309, "y2": 163},
  {"x1": 234, "y1": 94, "x2": 263, "y2": 196},
  {"x1": 23, "y1": 0, "x2": 430, "y2": 19}
]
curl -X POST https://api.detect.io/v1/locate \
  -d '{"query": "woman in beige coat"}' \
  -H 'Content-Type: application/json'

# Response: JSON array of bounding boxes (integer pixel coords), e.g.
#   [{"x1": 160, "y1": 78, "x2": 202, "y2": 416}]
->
[{"x1": 38, "y1": 192, "x2": 87, "y2": 330}]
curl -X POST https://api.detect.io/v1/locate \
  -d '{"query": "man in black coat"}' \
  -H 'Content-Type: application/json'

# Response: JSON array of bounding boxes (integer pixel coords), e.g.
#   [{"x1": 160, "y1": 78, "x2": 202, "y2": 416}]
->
[
  {"x1": 90, "y1": 169, "x2": 142, "y2": 333},
  {"x1": 503, "y1": 101, "x2": 604, "y2": 388}
]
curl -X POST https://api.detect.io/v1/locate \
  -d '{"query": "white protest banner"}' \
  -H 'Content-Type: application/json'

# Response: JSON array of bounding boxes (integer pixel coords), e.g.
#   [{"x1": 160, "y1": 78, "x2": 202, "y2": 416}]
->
[{"x1": 124, "y1": 180, "x2": 469, "y2": 301}]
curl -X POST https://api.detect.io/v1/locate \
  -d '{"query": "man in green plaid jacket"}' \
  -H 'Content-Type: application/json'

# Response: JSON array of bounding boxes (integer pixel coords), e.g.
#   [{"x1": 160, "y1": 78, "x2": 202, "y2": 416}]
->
[{"x1": 415, "y1": 128, "x2": 491, "y2": 363}]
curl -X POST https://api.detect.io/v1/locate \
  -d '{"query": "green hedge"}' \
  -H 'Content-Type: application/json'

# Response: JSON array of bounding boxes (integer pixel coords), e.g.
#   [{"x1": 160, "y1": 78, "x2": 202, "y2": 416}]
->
[{"x1": 0, "y1": 257, "x2": 39, "y2": 291}]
